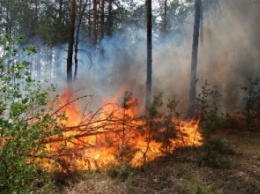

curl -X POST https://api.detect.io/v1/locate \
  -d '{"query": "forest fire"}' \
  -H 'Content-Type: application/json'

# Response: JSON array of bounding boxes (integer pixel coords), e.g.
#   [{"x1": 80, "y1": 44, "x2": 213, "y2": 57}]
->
[{"x1": 44, "y1": 89, "x2": 203, "y2": 172}]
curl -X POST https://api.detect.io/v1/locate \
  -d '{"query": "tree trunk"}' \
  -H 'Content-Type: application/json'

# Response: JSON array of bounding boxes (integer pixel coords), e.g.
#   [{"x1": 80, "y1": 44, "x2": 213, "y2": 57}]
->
[
  {"x1": 100, "y1": 0, "x2": 105, "y2": 40},
  {"x1": 162, "y1": 0, "x2": 168, "y2": 33},
  {"x1": 87, "y1": 0, "x2": 92, "y2": 40},
  {"x1": 187, "y1": 0, "x2": 201, "y2": 118},
  {"x1": 74, "y1": 1, "x2": 87, "y2": 80},
  {"x1": 146, "y1": 0, "x2": 152, "y2": 109},
  {"x1": 59, "y1": 0, "x2": 63, "y2": 19},
  {"x1": 107, "y1": 0, "x2": 113, "y2": 36},
  {"x1": 200, "y1": 2, "x2": 204, "y2": 44},
  {"x1": 34, "y1": 0, "x2": 39, "y2": 36},
  {"x1": 58, "y1": 0, "x2": 64, "y2": 44},
  {"x1": 67, "y1": 0, "x2": 76, "y2": 83},
  {"x1": 5, "y1": 1, "x2": 11, "y2": 35},
  {"x1": 92, "y1": 0, "x2": 98, "y2": 45}
]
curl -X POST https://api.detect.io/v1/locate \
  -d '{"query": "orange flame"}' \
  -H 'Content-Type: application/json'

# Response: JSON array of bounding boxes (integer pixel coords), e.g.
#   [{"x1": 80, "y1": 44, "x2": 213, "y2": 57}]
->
[{"x1": 43, "y1": 89, "x2": 203, "y2": 171}]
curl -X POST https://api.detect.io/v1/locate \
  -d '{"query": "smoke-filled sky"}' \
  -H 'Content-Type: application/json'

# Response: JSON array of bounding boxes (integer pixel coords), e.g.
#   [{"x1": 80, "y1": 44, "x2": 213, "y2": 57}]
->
[
  {"x1": 198, "y1": 0, "x2": 260, "y2": 111},
  {"x1": 39, "y1": 0, "x2": 259, "y2": 114}
]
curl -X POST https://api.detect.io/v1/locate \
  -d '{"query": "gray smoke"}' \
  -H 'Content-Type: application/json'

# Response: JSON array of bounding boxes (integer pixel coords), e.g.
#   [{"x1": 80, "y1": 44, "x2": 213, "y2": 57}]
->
[{"x1": 31, "y1": 0, "x2": 259, "y2": 114}]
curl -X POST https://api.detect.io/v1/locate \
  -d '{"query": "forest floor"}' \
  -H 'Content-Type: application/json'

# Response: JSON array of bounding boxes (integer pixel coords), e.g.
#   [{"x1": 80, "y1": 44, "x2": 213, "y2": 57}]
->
[{"x1": 48, "y1": 128, "x2": 260, "y2": 194}]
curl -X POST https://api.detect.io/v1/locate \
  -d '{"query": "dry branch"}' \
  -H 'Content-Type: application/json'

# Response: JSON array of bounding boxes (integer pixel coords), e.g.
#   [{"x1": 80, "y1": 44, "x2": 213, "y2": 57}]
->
[{"x1": 50, "y1": 94, "x2": 92, "y2": 117}]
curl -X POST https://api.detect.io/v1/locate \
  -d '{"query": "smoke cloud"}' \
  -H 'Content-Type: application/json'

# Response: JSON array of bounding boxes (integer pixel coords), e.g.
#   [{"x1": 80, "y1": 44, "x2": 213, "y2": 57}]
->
[{"x1": 31, "y1": 0, "x2": 260, "y2": 114}]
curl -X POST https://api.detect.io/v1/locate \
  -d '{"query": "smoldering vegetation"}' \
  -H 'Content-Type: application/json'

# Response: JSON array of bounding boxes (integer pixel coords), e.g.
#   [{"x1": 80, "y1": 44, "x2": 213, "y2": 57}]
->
[{"x1": 28, "y1": 0, "x2": 259, "y2": 113}]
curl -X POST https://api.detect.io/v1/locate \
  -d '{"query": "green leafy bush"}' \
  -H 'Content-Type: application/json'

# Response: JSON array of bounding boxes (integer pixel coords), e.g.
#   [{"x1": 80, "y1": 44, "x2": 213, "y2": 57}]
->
[{"x1": 0, "y1": 35, "x2": 63, "y2": 193}]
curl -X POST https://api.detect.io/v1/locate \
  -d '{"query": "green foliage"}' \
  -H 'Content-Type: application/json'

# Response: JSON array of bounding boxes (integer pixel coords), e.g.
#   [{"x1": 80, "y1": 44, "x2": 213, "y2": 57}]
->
[
  {"x1": 203, "y1": 138, "x2": 234, "y2": 154},
  {"x1": 39, "y1": 0, "x2": 70, "y2": 45},
  {"x1": 241, "y1": 78, "x2": 260, "y2": 130},
  {"x1": 196, "y1": 82, "x2": 233, "y2": 168},
  {"x1": 0, "y1": 35, "x2": 63, "y2": 193},
  {"x1": 201, "y1": 138, "x2": 234, "y2": 168},
  {"x1": 159, "y1": 97, "x2": 179, "y2": 153},
  {"x1": 223, "y1": 113, "x2": 241, "y2": 130},
  {"x1": 118, "y1": 91, "x2": 137, "y2": 161},
  {"x1": 196, "y1": 186, "x2": 210, "y2": 194},
  {"x1": 143, "y1": 94, "x2": 179, "y2": 156},
  {"x1": 113, "y1": 92, "x2": 180, "y2": 167},
  {"x1": 121, "y1": 91, "x2": 134, "y2": 110},
  {"x1": 197, "y1": 81, "x2": 223, "y2": 139},
  {"x1": 106, "y1": 162, "x2": 134, "y2": 181},
  {"x1": 197, "y1": 81, "x2": 221, "y2": 116}
]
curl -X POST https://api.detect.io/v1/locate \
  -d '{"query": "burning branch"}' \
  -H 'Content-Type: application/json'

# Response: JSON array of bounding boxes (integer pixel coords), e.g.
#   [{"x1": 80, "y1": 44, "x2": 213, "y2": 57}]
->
[
  {"x1": 50, "y1": 94, "x2": 92, "y2": 117},
  {"x1": 30, "y1": 90, "x2": 203, "y2": 172}
]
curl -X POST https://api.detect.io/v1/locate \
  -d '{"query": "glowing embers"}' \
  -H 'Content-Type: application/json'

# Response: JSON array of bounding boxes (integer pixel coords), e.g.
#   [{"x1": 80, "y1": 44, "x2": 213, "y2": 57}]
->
[{"x1": 44, "y1": 89, "x2": 202, "y2": 171}]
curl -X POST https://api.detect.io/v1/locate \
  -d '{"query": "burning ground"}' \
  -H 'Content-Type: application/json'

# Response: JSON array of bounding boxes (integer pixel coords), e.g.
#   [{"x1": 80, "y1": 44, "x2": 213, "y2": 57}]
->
[{"x1": 42, "y1": 89, "x2": 202, "y2": 172}]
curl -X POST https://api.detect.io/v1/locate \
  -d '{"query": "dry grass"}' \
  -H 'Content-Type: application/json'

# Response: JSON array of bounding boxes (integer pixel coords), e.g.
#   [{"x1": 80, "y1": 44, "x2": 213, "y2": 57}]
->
[{"x1": 47, "y1": 129, "x2": 260, "y2": 194}]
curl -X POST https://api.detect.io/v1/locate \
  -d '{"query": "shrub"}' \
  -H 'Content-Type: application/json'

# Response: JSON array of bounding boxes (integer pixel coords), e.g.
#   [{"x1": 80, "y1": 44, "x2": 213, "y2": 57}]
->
[
  {"x1": 141, "y1": 94, "x2": 179, "y2": 165},
  {"x1": 201, "y1": 138, "x2": 234, "y2": 168},
  {"x1": 196, "y1": 81, "x2": 223, "y2": 139},
  {"x1": 241, "y1": 78, "x2": 260, "y2": 130},
  {"x1": 106, "y1": 162, "x2": 134, "y2": 181},
  {"x1": 0, "y1": 35, "x2": 63, "y2": 193}
]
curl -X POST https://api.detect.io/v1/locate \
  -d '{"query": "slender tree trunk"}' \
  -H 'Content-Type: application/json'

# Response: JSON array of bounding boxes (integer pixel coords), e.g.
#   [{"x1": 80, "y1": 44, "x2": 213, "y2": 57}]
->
[
  {"x1": 87, "y1": 0, "x2": 92, "y2": 40},
  {"x1": 59, "y1": 0, "x2": 63, "y2": 19},
  {"x1": 67, "y1": 0, "x2": 76, "y2": 83},
  {"x1": 34, "y1": 0, "x2": 39, "y2": 36},
  {"x1": 74, "y1": 1, "x2": 87, "y2": 80},
  {"x1": 99, "y1": 0, "x2": 105, "y2": 56},
  {"x1": 92, "y1": 0, "x2": 98, "y2": 45},
  {"x1": 146, "y1": 0, "x2": 152, "y2": 109},
  {"x1": 200, "y1": 2, "x2": 204, "y2": 44},
  {"x1": 5, "y1": 1, "x2": 11, "y2": 35},
  {"x1": 100, "y1": 0, "x2": 105, "y2": 40},
  {"x1": 50, "y1": 47, "x2": 54, "y2": 82},
  {"x1": 58, "y1": 0, "x2": 64, "y2": 44},
  {"x1": 162, "y1": 0, "x2": 168, "y2": 33},
  {"x1": 107, "y1": 0, "x2": 113, "y2": 36},
  {"x1": 187, "y1": 0, "x2": 201, "y2": 118}
]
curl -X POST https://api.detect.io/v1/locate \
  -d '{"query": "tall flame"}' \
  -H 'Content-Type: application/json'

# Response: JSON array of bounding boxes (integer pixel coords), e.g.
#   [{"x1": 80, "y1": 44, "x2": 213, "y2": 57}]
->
[{"x1": 43, "y1": 89, "x2": 202, "y2": 171}]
